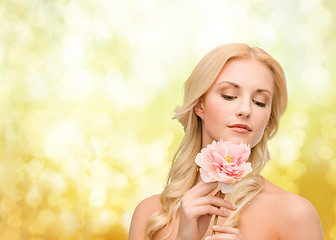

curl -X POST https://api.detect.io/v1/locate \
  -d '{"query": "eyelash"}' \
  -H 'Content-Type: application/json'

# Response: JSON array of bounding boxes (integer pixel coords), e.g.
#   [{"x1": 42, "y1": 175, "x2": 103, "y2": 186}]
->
[
  {"x1": 221, "y1": 95, "x2": 236, "y2": 101},
  {"x1": 221, "y1": 94, "x2": 266, "y2": 108},
  {"x1": 253, "y1": 100, "x2": 266, "y2": 107}
]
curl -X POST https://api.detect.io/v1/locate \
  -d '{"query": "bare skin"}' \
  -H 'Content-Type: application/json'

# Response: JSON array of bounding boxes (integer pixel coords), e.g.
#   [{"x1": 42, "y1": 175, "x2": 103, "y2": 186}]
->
[
  {"x1": 129, "y1": 178, "x2": 324, "y2": 240},
  {"x1": 129, "y1": 59, "x2": 324, "y2": 239}
]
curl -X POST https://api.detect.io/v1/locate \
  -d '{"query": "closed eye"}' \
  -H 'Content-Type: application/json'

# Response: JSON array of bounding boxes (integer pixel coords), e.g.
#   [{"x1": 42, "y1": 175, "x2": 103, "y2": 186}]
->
[
  {"x1": 253, "y1": 100, "x2": 266, "y2": 107},
  {"x1": 221, "y1": 94, "x2": 237, "y2": 100}
]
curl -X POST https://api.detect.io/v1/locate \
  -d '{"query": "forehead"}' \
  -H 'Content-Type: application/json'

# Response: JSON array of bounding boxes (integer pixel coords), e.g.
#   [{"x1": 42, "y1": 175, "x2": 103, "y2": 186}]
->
[{"x1": 213, "y1": 58, "x2": 274, "y2": 93}]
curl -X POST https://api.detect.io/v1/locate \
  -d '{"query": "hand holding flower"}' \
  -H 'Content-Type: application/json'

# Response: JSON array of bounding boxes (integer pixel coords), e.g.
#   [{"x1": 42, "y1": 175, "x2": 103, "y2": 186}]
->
[
  {"x1": 176, "y1": 140, "x2": 251, "y2": 240},
  {"x1": 204, "y1": 225, "x2": 244, "y2": 240},
  {"x1": 176, "y1": 181, "x2": 237, "y2": 240},
  {"x1": 194, "y1": 139, "x2": 252, "y2": 235}
]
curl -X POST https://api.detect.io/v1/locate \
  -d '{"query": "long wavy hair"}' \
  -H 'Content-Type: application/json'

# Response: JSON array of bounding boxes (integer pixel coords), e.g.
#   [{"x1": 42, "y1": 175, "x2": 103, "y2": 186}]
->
[{"x1": 144, "y1": 43, "x2": 287, "y2": 239}]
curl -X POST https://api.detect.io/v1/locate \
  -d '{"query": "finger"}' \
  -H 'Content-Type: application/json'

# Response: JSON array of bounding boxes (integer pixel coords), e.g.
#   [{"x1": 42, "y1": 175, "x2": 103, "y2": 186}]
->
[
  {"x1": 214, "y1": 190, "x2": 222, "y2": 197},
  {"x1": 193, "y1": 195, "x2": 237, "y2": 211},
  {"x1": 189, "y1": 205, "x2": 228, "y2": 219},
  {"x1": 212, "y1": 225, "x2": 240, "y2": 234},
  {"x1": 186, "y1": 181, "x2": 218, "y2": 198},
  {"x1": 200, "y1": 196, "x2": 237, "y2": 211},
  {"x1": 205, "y1": 233, "x2": 238, "y2": 240}
]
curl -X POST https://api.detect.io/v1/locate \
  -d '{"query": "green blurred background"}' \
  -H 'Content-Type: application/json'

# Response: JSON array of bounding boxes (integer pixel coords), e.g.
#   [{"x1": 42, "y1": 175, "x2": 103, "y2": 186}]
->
[{"x1": 1, "y1": 0, "x2": 335, "y2": 239}]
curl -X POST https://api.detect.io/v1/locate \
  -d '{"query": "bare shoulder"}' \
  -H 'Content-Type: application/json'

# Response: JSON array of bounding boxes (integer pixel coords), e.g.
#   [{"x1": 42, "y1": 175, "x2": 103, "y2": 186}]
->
[
  {"x1": 265, "y1": 181, "x2": 324, "y2": 239},
  {"x1": 133, "y1": 194, "x2": 162, "y2": 214},
  {"x1": 258, "y1": 180, "x2": 316, "y2": 213},
  {"x1": 262, "y1": 180, "x2": 320, "y2": 220},
  {"x1": 129, "y1": 194, "x2": 162, "y2": 240},
  {"x1": 240, "y1": 179, "x2": 324, "y2": 240}
]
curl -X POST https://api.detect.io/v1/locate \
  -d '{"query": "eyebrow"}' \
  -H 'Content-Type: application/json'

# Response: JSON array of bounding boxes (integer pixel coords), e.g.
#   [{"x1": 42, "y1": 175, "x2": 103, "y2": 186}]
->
[{"x1": 218, "y1": 81, "x2": 272, "y2": 95}]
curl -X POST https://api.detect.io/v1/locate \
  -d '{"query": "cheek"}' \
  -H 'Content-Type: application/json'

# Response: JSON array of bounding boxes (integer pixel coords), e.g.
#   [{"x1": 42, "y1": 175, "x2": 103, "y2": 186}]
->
[
  {"x1": 257, "y1": 109, "x2": 271, "y2": 130},
  {"x1": 251, "y1": 111, "x2": 271, "y2": 147},
  {"x1": 204, "y1": 99, "x2": 223, "y2": 120}
]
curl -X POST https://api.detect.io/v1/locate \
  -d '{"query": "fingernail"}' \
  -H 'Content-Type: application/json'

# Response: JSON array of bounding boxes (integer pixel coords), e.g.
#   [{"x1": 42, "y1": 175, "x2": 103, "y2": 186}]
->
[
  {"x1": 212, "y1": 225, "x2": 219, "y2": 229},
  {"x1": 232, "y1": 204, "x2": 237, "y2": 209},
  {"x1": 205, "y1": 237, "x2": 211, "y2": 240}
]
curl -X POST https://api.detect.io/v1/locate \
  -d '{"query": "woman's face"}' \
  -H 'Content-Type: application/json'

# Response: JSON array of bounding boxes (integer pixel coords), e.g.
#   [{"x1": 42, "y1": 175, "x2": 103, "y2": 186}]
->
[{"x1": 194, "y1": 58, "x2": 274, "y2": 148}]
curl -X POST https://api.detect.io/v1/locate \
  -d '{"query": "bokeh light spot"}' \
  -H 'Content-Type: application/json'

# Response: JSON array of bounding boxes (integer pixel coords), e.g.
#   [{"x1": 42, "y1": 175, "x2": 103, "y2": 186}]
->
[
  {"x1": 62, "y1": 35, "x2": 85, "y2": 67},
  {"x1": 287, "y1": 163, "x2": 306, "y2": 180},
  {"x1": 318, "y1": 145, "x2": 334, "y2": 160},
  {"x1": 60, "y1": 210, "x2": 79, "y2": 234},
  {"x1": 330, "y1": 159, "x2": 336, "y2": 172},
  {"x1": 89, "y1": 185, "x2": 106, "y2": 207},
  {"x1": 44, "y1": 120, "x2": 83, "y2": 160},
  {"x1": 30, "y1": 220, "x2": 46, "y2": 235},
  {"x1": 25, "y1": 187, "x2": 42, "y2": 207},
  {"x1": 48, "y1": 193, "x2": 62, "y2": 207},
  {"x1": 7, "y1": 215, "x2": 22, "y2": 228},
  {"x1": 37, "y1": 209, "x2": 55, "y2": 226},
  {"x1": 325, "y1": 171, "x2": 336, "y2": 186}
]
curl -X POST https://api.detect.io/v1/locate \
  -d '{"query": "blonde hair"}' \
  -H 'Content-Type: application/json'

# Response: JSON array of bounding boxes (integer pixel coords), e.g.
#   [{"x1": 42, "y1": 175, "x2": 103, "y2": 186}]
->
[{"x1": 145, "y1": 43, "x2": 287, "y2": 239}]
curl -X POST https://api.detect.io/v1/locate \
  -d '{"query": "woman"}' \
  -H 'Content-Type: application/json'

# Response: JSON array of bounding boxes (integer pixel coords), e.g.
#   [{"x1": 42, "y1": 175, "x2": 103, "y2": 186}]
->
[{"x1": 129, "y1": 43, "x2": 324, "y2": 240}]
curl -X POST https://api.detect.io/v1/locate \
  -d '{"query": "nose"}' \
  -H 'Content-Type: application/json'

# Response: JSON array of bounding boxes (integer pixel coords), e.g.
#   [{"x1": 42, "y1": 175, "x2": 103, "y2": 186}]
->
[{"x1": 236, "y1": 99, "x2": 251, "y2": 118}]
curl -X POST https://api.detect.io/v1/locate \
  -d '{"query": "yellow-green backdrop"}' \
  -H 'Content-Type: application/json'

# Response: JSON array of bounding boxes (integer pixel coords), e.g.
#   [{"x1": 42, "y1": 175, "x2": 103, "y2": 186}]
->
[{"x1": 1, "y1": 0, "x2": 335, "y2": 239}]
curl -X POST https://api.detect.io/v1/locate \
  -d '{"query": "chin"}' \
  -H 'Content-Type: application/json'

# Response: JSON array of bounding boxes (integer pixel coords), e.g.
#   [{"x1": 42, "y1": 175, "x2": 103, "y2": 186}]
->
[{"x1": 216, "y1": 136, "x2": 249, "y2": 145}]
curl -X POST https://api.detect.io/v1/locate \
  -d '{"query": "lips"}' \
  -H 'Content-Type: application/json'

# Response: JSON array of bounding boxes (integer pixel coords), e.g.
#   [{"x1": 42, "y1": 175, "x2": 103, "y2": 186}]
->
[{"x1": 228, "y1": 123, "x2": 252, "y2": 132}]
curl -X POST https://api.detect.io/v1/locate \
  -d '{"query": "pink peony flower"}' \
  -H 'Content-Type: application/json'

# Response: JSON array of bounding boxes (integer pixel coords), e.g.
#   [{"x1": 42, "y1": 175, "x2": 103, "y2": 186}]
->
[{"x1": 195, "y1": 139, "x2": 252, "y2": 193}]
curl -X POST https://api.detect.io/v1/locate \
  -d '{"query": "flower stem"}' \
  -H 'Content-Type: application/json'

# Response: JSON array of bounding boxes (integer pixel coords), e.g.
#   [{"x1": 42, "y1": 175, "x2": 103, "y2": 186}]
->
[{"x1": 212, "y1": 191, "x2": 224, "y2": 235}]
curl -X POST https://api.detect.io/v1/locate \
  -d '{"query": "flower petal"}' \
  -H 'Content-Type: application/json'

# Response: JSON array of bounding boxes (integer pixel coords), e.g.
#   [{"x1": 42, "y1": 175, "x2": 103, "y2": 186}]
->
[{"x1": 194, "y1": 140, "x2": 252, "y2": 184}]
